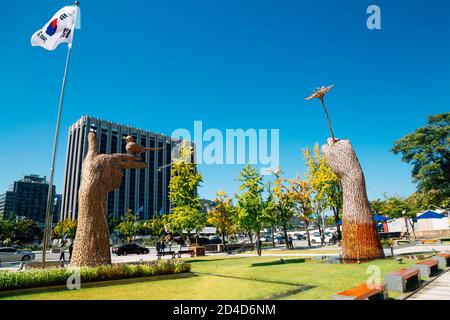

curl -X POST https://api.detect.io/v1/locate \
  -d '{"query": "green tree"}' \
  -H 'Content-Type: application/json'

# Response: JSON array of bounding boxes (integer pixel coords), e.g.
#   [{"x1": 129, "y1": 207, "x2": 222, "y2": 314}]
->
[
  {"x1": 392, "y1": 113, "x2": 450, "y2": 200},
  {"x1": 52, "y1": 219, "x2": 78, "y2": 240},
  {"x1": 235, "y1": 165, "x2": 265, "y2": 243},
  {"x1": 270, "y1": 168, "x2": 295, "y2": 249},
  {"x1": 116, "y1": 210, "x2": 141, "y2": 242},
  {"x1": 208, "y1": 190, "x2": 236, "y2": 248},
  {"x1": 289, "y1": 176, "x2": 315, "y2": 246},
  {"x1": 260, "y1": 182, "x2": 278, "y2": 247},
  {"x1": 13, "y1": 219, "x2": 42, "y2": 244},
  {"x1": 165, "y1": 142, "x2": 205, "y2": 242}
]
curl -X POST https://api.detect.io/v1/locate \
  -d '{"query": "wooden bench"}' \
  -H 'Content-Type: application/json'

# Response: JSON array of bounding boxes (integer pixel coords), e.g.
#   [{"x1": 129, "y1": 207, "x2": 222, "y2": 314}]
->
[
  {"x1": 177, "y1": 250, "x2": 195, "y2": 258},
  {"x1": 157, "y1": 251, "x2": 175, "y2": 259},
  {"x1": 333, "y1": 283, "x2": 387, "y2": 300},
  {"x1": 413, "y1": 259, "x2": 440, "y2": 278},
  {"x1": 384, "y1": 268, "x2": 420, "y2": 293},
  {"x1": 420, "y1": 239, "x2": 442, "y2": 245},
  {"x1": 432, "y1": 252, "x2": 450, "y2": 268}
]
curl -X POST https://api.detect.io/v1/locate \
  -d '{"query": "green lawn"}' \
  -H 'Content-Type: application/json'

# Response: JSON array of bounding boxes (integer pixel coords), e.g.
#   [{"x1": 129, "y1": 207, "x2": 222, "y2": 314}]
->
[{"x1": 1, "y1": 256, "x2": 414, "y2": 300}]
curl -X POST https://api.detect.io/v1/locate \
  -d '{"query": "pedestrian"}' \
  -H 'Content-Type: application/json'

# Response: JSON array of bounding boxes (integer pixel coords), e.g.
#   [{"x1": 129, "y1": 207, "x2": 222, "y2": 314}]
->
[
  {"x1": 69, "y1": 242, "x2": 73, "y2": 262},
  {"x1": 59, "y1": 245, "x2": 66, "y2": 263},
  {"x1": 156, "y1": 239, "x2": 162, "y2": 259},
  {"x1": 161, "y1": 239, "x2": 166, "y2": 252},
  {"x1": 255, "y1": 238, "x2": 262, "y2": 256},
  {"x1": 288, "y1": 236, "x2": 294, "y2": 250}
]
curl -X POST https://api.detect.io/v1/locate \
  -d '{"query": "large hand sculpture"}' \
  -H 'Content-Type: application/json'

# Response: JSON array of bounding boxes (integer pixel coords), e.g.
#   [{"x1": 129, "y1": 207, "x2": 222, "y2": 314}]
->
[
  {"x1": 322, "y1": 138, "x2": 384, "y2": 261},
  {"x1": 71, "y1": 133, "x2": 147, "y2": 267}
]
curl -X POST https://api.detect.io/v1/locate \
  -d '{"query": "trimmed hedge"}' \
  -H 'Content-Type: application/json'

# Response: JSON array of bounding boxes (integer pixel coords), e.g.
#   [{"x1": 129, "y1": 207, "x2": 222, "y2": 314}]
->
[{"x1": 0, "y1": 260, "x2": 190, "y2": 291}]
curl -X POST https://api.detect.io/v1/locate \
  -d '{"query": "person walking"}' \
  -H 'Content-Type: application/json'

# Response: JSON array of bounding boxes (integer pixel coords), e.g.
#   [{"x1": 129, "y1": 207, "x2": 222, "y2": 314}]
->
[
  {"x1": 288, "y1": 236, "x2": 294, "y2": 250},
  {"x1": 255, "y1": 238, "x2": 262, "y2": 256},
  {"x1": 155, "y1": 239, "x2": 162, "y2": 259},
  {"x1": 59, "y1": 245, "x2": 66, "y2": 263},
  {"x1": 68, "y1": 242, "x2": 73, "y2": 262}
]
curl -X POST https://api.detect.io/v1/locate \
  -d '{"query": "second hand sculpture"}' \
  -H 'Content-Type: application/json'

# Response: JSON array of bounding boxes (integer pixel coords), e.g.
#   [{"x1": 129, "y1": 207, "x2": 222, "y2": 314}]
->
[{"x1": 305, "y1": 85, "x2": 384, "y2": 261}]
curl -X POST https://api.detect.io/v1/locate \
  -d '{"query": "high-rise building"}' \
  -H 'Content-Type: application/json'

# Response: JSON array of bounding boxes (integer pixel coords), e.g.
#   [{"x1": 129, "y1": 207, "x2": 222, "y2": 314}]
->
[
  {"x1": 61, "y1": 115, "x2": 176, "y2": 221},
  {"x1": 0, "y1": 174, "x2": 60, "y2": 226}
]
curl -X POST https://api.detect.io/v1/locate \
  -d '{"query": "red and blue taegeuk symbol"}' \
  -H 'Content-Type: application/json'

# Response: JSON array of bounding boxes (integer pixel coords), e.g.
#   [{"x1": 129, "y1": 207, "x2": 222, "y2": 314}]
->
[{"x1": 46, "y1": 18, "x2": 58, "y2": 36}]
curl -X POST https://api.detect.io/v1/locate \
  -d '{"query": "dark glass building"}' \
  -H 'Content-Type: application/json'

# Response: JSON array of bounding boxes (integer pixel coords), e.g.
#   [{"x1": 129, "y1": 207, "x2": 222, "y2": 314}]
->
[
  {"x1": 61, "y1": 116, "x2": 176, "y2": 221},
  {"x1": 0, "y1": 175, "x2": 61, "y2": 226}
]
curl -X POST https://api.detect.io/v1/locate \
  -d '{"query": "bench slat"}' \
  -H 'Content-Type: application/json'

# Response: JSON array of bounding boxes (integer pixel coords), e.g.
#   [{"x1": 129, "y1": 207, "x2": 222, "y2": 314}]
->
[
  {"x1": 391, "y1": 268, "x2": 419, "y2": 279},
  {"x1": 336, "y1": 283, "x2": 384, "y2": 300}
]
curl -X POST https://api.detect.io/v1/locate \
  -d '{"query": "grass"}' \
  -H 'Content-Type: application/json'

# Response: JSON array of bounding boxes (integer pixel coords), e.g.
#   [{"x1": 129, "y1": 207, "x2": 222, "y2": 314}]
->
[
  {"x1": 0, "y1": 255, "x2": 415, "y2": 300},
  {"x1": 244, "y1": 249, "x2": 341, "y2": 255}
]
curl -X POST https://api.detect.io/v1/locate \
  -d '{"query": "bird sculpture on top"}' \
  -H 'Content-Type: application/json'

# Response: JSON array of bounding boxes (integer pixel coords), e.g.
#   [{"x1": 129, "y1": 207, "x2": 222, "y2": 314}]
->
[{"x1": 123, "y1": 136, "x2": 163, "y2": 158}]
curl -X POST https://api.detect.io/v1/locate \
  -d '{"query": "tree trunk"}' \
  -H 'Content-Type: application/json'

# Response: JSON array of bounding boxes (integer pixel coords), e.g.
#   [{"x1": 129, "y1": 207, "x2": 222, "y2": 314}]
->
[
  {"x1": 332, "y1": 206, "x2": 342, "y2": 240},
  {"x1": 221, "y1": 232, "x2": 227, "y2": 250},
  {"x1": 282, "y1": 224, "x2": 289, "y2": 249},
  {"x1": 305, "y1": 221, "x2": 311, "y2": 247},
  {"x1": 248, "y1": 232, "x2": 253, "y2": 244},
  {"x1": 322, "y1": 139, "x2": 384, "y2": 261},
  {"x1": 271, "y1": 225, "x2": 275, "y2": 248},
  {"x1": 71, "y1": 133, "x2": 146, "y2": 267}
]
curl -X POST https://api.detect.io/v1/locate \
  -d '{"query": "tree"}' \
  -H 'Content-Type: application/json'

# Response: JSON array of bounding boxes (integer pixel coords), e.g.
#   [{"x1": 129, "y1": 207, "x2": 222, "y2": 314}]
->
[
  {"x1": 270, "y1": 168, "x2": 295, "y2": 249},
  {"x1": 165, "y1": 142, "x2": 205, "y2": 242},
  {"x1": 235, "y1": 165, "x2": 265, "y2": 243},
  {"x1": 208, "y1": 190, "x2": 236, "y2": 249},
  {"x1": 392, "y1": 113, "x2": 450, "y2": 200},
  {"x1": 289, "y1": 176, "x2": 315, "y2": 246},
  {"x1": 12, "y1": 219, "x2": 42, "y2": 244},
  {"x1": 52, "y1": 219, "x2": 78, "y2": 241},
  {"x1": 260, "y1": 182, "x2": 278, "y2": 247},
  {"x1": 116, "y1": 210, "x2": 141, "y2": 242}
]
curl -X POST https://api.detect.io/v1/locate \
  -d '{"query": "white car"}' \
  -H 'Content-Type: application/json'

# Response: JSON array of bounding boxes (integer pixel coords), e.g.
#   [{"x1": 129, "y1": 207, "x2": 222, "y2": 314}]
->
[
  {"x1": 0, "y1": 247, "x2": 35, "y2": 264},
  {"x1": 309, "y1": 232, "x2": 333, "y2": 244}
]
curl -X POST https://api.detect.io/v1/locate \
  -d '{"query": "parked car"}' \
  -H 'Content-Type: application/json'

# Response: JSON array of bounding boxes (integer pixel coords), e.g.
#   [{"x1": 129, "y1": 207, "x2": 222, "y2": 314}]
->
[
  {"x1": 112, "y1": 243, "x2": 149, "y2": 256},
  {"x1": 208, "y1": 237, "x2": 226, "y2": 244},
  {"x1": 0, "y1": 247, "x2": 35, "y2": 263},
  {"x1": 294, "y1": 233, "x2": 306, "y2": 240},
  {"x1": 274, "y1": 235, "x2": 286, "y2": 244},
  {"x1": 310, "y1": 232, "x2": 333, "y2": 244}
]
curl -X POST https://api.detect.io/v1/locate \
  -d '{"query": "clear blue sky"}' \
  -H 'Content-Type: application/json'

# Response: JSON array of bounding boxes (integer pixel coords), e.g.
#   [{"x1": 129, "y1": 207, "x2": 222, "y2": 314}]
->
[{"x1": 0, "y1": 0, "x2": 449, "y2": 202}]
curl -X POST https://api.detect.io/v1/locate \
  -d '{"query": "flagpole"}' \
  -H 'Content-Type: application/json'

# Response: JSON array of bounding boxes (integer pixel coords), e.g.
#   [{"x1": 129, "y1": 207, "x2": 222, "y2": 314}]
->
[{"x1": 42, "y1": 1, "x2": 79, "y2": 263}]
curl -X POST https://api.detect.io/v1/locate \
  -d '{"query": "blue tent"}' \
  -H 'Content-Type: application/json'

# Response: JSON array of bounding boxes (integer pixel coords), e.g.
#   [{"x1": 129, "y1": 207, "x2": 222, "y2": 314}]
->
[
  {"x1": 415, "y1": 210, "x2": 445, "y2": 220},
  {"x1": 336, "y1": 214, "x2": 389, "y2": 226},
  {"x1": 373, "y1": 214, "x2": 390, "y2": 223}
]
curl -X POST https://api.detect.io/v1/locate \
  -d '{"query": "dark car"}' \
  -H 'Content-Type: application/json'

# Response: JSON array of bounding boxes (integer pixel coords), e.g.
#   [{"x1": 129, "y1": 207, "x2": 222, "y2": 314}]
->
[
  {"x1": 209, "y1": 237, "x2": 227, "y2": 244},
  {"x1": 112, "y1": 243, "x2": 149, "y2": 256}
]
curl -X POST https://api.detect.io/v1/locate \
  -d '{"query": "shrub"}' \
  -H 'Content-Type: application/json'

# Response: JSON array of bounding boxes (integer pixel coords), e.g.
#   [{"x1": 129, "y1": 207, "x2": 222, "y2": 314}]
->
[{"x1": 0, "y1": 260, "x2": 190, "y2": 292}]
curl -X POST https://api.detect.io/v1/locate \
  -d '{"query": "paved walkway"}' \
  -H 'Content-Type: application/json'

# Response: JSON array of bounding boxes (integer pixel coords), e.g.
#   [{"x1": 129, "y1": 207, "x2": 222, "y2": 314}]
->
[{"x1": 407, "y1": 270, "x2": 450, "y2": 300}]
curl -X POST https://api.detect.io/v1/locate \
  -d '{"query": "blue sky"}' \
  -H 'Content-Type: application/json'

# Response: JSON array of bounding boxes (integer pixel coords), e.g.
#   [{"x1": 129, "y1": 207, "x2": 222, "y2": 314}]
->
[{"x1": 0, "y1": 0, "x2": 449, "y2": 202}]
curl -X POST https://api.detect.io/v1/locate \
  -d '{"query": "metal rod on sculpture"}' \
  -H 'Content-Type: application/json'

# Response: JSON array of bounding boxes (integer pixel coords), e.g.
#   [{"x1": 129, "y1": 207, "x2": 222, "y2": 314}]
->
[
  {"x1": 42, "y1": 43, "x2": 73, "y2": 263},
  {"x1": 320, "y1": 97, "x2": 336, "y2": 142},
  {"x1": 42, "y1": 1, "x2": 80, "y2": 263}
]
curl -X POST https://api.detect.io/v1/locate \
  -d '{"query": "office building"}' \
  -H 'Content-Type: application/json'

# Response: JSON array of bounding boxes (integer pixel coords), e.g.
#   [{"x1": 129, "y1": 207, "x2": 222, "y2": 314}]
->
[
  {"x1": 61, "y1": 115, "x2": 176, "y2": 221},
  {"x1": 0, "y1": 174, "x2": 60, "y2": 226}
]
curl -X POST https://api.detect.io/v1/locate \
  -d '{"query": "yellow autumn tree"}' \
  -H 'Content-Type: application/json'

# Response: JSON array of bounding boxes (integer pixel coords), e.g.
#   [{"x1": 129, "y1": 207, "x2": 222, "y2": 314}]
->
[
  {"x1": 207, "y1": 190, "x2": 236, "y2": 249},
  {"x1": 304, "y1": 144, "x2": 343, "y2": 239},
  {"x1": 288, "y1": 176, "x2": 314, "y2": 246}
]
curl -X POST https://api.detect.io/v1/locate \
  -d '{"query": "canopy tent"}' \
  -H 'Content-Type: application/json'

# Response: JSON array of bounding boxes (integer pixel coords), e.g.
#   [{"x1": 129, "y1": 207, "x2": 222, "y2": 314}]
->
[{"x1": 415, "y1": 210, "x2": 446, "y2": 221}]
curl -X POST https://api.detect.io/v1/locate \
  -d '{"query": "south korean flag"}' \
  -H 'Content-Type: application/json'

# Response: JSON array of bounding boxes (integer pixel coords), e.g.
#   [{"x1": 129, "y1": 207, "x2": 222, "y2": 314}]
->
[{"x1": 31, "y1": 5, "x2": 80, "y2": 51}]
